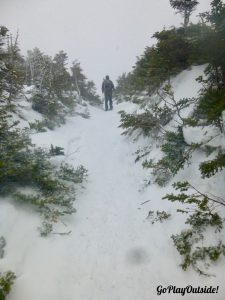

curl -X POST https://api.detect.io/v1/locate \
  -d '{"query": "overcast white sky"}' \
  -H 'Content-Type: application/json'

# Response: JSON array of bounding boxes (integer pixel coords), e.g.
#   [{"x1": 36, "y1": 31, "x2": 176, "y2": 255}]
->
[{"x1": 0, "y1": 0, "x2": 211, "y2": 92}]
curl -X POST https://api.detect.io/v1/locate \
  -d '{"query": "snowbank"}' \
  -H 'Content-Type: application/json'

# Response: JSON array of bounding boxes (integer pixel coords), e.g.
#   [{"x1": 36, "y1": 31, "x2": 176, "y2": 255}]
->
[{"x1": 1, "y1": 65, "x2": 225, "y2": 300}]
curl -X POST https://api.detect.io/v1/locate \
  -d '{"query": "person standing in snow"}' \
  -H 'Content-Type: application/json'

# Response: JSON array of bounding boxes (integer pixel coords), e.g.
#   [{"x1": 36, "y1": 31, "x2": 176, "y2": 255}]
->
[{"x1": 102, "y1": 75, "x2": 115, "y2": 111}]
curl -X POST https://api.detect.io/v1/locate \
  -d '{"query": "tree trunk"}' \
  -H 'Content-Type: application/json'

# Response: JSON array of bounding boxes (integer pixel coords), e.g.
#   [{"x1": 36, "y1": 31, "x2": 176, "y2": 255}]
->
[
  {"x1": 73, "y1": 69, "x2": 82, "y2": 104},
  {"x1": 184, "y1": 10, "x2": 190, "y2": 29}
]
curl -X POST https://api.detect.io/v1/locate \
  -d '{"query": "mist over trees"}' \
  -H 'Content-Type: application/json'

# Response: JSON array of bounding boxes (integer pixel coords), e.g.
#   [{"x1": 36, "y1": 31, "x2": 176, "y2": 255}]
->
[{"x1": 1, "y1": 28, "x2": 100, "y2": 127}]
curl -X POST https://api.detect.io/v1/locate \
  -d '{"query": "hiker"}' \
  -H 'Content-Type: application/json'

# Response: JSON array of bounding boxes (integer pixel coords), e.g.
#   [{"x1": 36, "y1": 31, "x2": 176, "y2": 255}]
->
[{"x1": 102, "y1": 75, "x2": 115, "y2": 111}]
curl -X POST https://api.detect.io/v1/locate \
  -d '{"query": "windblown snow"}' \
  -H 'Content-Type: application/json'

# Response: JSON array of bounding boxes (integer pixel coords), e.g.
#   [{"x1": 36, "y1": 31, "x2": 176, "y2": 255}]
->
[{"x1": 0, "y1": 66, "x2": 224, "y2": 300}]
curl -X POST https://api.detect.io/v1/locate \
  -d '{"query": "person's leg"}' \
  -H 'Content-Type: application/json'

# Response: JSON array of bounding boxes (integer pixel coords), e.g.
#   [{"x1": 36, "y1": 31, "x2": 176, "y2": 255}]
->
[
  {"x1": 109, "y1": 93, "x2": 113, "y2": 110},
  {"x1": 105, "y1": 93, "x2": 108, "y2": 111}
]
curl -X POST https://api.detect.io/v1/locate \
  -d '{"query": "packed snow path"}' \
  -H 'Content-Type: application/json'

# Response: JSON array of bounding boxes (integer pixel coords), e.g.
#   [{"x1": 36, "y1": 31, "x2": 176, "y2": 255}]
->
[{"x1": 2, "y1": 102, "x2": 224, "y2": 300}]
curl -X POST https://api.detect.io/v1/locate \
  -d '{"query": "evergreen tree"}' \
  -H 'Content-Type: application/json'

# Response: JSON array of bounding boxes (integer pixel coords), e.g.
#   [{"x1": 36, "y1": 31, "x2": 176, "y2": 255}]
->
[
  {"x1": 169, "y1": 0, "x2": 199, "y2": 28},
  {"x1": 71, "y1": 60, "x2": 87, "y2": 100},
  {"x1": 121, "y1": 24, "x2": 208, "y2": 97},
  {"x1": 26, "y1": 48, "x2": 53, "y2": 93},
  {"x1": 0, "y1": 105, "x2": 87, "y2": 234},
  {"x1": 193, "y1": 0, "x2": 225, "y2": 131},
  {"x1": 5, "y1": 33, "x2": 25, "y2": 102},
  {"x1": 84, "y1": 80, "x2": 101, "y2": 105},
  {"x1": 26, "y1": 48, "x2": 45, "y2": 87},
  {"x1": 116, "y1": 0, "x2": 225, "y2": 276},
  {"x1": 52, "y1": 50, "x2": 71, "y2": 96},
  {"x1": 203, "y1": 0, "x2": 225, "y2": 85},
  {"x1": 114, "y1": 72, "x2": 135, "y2": 99},
  {"x1": 71, "y1": 61, "x2": 100, "y2": 105},
  {"x1": 0, "y1": 26, "x2": 9, "y2": 102},
  {"x1": 0, "y1": 27, "x2": 24, "y2": 104},
  {"x1": 0, "y1": 271, "x2": 16, "y2": 300}
]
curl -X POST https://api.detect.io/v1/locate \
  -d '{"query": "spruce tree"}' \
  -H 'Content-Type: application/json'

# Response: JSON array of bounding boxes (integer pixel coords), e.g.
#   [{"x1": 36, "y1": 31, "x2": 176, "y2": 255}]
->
[
  {"x1": 0, "y1": 271, "x2": 16, "y2": 300},
  {"x1": 169, "y1": 0, "x2": 199, "y2": 28},
  {"x1": 0, "y1": 26, "x2": 9, "y2": 102},
  {"x1": 0, "y1": 27, "x2": 24, "y2": 104},
  {"x1": 26, "y1": 48, "x2": 47, "y2": 88},
  {"x1": 71, "y1": 61, "x2": 100, "y2": 105},
  {"x1": 52, "y1": 50, "x2": 71, "y2": 96},
  {"x1": 5, "y1": 33, "x2": 25, "y2": 102}
]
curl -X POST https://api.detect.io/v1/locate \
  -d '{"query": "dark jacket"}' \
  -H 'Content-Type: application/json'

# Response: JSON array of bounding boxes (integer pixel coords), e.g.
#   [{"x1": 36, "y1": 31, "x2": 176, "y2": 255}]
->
[{"x1": 102, "y1": 79, "x2": 114, "y2": 94}]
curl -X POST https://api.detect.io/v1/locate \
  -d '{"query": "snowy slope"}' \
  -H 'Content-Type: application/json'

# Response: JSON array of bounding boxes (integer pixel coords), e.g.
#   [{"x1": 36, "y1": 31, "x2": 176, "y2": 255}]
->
[{"x1": 0, "y1": 66, "x2": 225, "y2": 300}]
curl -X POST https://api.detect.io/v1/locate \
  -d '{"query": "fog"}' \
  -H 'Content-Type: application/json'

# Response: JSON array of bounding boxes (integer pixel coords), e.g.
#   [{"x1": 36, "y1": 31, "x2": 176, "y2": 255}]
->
[{"x1": 0, "y1": 0, "x2": 211, "y2": 92}]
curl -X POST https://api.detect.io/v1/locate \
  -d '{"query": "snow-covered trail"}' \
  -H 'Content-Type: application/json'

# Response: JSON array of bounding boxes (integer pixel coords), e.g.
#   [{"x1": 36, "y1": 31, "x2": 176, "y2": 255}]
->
[
  {"x1": 2, "y1": 103, "x2": 224, "y2": 300},
  {"x1": 30, "y1": 105, "x2": 159, "y2": 300}
]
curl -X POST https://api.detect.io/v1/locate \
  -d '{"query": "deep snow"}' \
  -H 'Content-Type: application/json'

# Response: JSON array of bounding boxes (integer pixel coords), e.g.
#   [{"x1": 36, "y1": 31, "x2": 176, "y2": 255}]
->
[{"x1": 0, "y1": 66, "x2": 225, "y2": 300}]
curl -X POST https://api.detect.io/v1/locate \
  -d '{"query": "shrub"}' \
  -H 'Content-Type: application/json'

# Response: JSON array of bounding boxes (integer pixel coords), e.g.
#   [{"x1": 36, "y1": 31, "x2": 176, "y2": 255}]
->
[
  {"x1": 143, "y1": 127, "x2": 197, "y2": 186},
  {"x1": 119, "y1": 110, "x2": 165, "y2": 137},
  {"x1": 163, "y1": 181, "x2": 225, "y2": 275},
  {"x1": 0, "y1": 106, "x2": 87, "y2": 235},
  {"x1": 0, "y1": 271, "x2": 16, "y2": 300}
]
